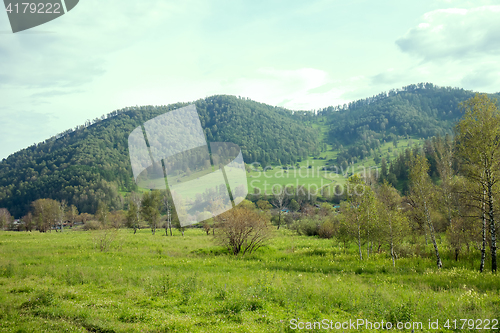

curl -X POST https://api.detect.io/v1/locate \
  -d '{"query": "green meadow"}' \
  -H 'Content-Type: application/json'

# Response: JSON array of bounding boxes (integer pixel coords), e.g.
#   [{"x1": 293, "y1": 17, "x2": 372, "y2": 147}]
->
[
  {"x1": 247, "y1": 137, "x2": 420, "y2": 196},
  {"x1": 1, "y1": 229, "x2": 499, "y2": 332}
]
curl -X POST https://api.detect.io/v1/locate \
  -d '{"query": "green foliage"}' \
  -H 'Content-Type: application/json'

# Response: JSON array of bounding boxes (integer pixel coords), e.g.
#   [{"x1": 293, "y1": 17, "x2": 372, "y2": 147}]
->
[
  {"x1": 325, "y1": 84, "x2": 477, "y2": 146},
  {"x1": 288, "y1": 199, "x2": 300, "y2": 212},
  {"x1": 0, "y1": 95, "x2": 320, "y2": 218},
  {"x1": 140, "y1": 191, "x2": 162, "y2": 234},
  {"x1": 323, "y1": 84, "x2": 499, "y2": 168}
]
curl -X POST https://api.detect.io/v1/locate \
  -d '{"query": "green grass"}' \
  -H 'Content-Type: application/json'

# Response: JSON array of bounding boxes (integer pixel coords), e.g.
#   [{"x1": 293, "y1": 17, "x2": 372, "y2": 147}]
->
[
  {"x1": 247, "y1": 137, "x2": 422, "y2": 195},
  {"x1": 0, "y1": 229, "x2": 499, "y2": 332}
]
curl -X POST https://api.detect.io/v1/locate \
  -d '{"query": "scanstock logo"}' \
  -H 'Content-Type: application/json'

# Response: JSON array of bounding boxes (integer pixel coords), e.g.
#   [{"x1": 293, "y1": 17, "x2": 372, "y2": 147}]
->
[
  {"x1": 128, "y1": 105, "x2": 248, "y2": 227},
  {"x1": 4, "y1": 0, "x2": 79, "y2": 33}
]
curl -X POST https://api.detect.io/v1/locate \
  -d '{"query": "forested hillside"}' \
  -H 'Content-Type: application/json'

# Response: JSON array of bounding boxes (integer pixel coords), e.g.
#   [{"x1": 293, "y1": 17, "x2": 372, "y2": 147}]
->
[
  {"x1": 324, "y1": 84, "x2": 475, "y2": 144},
  {"x1": 322, "y1": 83, "x2": 500, "y2": 166},
  {"x1": 0, "y1": 96, "x2": 320, "y2": 217},
  {"x1": 1, "y1": 84, "x2": 499, "y2": 218}
]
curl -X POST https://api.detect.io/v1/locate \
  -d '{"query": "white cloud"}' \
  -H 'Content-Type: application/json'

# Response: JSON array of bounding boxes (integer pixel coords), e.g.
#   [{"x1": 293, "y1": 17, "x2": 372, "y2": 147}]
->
[
  {"x1": 218, "y1": 68, "x2": 346, "y2": 110},
  {"x1": 396, "y1": 5, "x2": 500, "y2": 61}
]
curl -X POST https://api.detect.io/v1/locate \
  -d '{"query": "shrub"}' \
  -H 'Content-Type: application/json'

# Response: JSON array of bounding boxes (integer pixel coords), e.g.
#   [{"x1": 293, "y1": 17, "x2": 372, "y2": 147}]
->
[
  {"x1": 214, "y1": 206, "x2": 271, "y2": 255},
  {"x1": 83, "y1": 220, "x2": 101, "y2": 231},
  {"x1": 292, "y1": 218, "x2": 321, "y2": 236},
  {"x1": 318, "y1": 221, "x2": 335, "y2": 239}
]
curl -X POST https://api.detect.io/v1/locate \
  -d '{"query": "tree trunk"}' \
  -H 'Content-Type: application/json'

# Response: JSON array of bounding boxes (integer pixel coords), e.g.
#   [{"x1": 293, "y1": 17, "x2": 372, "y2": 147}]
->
[
  {"x1": 389, "y1": 216, "x2": 395, "y2": 267},
  {"x1": 487, "y1": 179, "x2": 497, "y2": 273},
  {"x1": 480, "y1": 190, "x2": 486, "y2": 273},
  {"x1": 424, "y1": 200, "x2": 442, "y2": 268},
  {"x1": 423, "y1": 226, "x2": 428, "y2": 245},
  {"x1": 357, "y1": 215, "x2": 362, "y2": 260},
  {"x1": 366, "y1": 208, "x2": 370, "y2": 259}
]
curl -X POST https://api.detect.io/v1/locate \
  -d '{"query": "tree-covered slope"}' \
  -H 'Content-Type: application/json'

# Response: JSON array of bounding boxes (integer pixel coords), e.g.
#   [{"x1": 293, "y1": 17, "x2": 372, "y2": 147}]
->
[
  {"x1": 0, "y1": 95, "x2": 320, "y2": 217},
  {"x1": 323, "y1": 83, "x2": 480, "y2": 146},
  {"x1": 321, "y1": 84, "x2": 500, "y2": 166}
]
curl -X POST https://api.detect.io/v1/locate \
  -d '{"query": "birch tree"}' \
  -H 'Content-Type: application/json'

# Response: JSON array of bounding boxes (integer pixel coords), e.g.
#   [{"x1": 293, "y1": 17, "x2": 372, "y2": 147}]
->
[
  {"x1": 377, "y1": 181, "x2": 409, "y2": 267},
  {"x1": 409, "y1": 153, "x2": 443, "y2": 269},
  {"x1": 456, "y1": 94, "x2": 500, "y2": 273}
]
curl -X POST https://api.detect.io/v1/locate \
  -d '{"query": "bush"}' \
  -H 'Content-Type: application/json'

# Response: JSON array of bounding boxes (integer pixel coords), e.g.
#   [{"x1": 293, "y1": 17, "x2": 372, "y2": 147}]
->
[
  {"x1": 83, "y1": 220, "x2": 101, "y2": 231},
  {"x1": 215, "y1": 206, "x2": 272, "y2": 255},
  {"x1": 318, "y1": 221, "x2": 335, "y2": 239},
  {"x1": 292, "y1": 218, "x2": 320, "y2": 236}
]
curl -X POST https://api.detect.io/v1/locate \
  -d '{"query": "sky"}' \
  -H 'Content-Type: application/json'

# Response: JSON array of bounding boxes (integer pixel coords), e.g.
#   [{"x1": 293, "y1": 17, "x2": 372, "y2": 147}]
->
[{"x1": 0, "y1": 0, "x2": 499, "y2": 159}]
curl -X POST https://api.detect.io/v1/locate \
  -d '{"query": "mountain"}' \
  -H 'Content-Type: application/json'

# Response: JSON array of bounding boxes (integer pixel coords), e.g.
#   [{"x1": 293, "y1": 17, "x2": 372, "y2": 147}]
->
[
  {"x1": 321, "y1": 83, "x2": 500, "y2": 165},
  {"x1": 1, "y1": 85, "x2": 499, "y2": 218},
  {"x1": 0, "y1": 95, "x2": 320, "y2": 217}
]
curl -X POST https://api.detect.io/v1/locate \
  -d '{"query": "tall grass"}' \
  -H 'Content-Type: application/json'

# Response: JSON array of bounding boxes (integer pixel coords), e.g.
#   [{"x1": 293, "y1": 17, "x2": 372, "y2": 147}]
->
[{"x1": 0, "y1": 228, "x2": 498, "y2": 332}]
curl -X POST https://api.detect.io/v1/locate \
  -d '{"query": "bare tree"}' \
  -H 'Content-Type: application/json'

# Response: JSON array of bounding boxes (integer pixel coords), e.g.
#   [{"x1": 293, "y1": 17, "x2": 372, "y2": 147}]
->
[
  {"x1": 66, "y1": 205, "x2": 79, "y2": 228},
  {"x1": 214, "y1": 206, "x2": 271, "y2": 255},
  {"x1": 0, "y1": 208, "x2": 12, "y2": 231},
  {"x1": 79, "y1": 213, "x2": 93, "y2": 225},
  {"x1": 271, "y1": 185, "x2": 288, "y2": 229},
  {"x1": 22, "y1": 212, "x2": 34, "y2": 232},
  {"x1": 109, "y1": 211, "x2": 125, "y2": 229},
  {"x1": 57, "y1": 200, "x2": 67, "y2": 232}
]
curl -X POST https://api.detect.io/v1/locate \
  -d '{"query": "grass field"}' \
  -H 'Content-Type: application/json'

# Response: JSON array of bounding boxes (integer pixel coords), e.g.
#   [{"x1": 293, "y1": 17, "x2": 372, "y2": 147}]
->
[
  {"x1": 1, "y1": 229, "x2": 499, "y2": 332},
  {"x1": 247, "y1": 137, "x2": 421, "y2": 196}
]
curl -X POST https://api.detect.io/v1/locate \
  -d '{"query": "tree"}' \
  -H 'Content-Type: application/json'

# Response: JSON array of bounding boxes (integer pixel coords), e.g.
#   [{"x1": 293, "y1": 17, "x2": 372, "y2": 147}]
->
[
  {"x1": 66, "y1": 205, "x2": 79, "y2": 228},
  {"x1": 289, "y1": 199, "x2": 300, "y2": 212},
  {"x1": 256, "y1": 200, "x2": 272, "y2": 211},
  {"x1": 56, "y1": 200, "x2": 66, "y2": 232},
  {"x1": 214, "y1": 206, "x2": 271, "y2": 255},
  {"x1": 456, "y1": 94, "x2": 500, "y2": 273},
  {"x1": 32, "y1": 199, "x2": 60, "y2": 232},
  {"x1": 409, "y1": 153, "x2": 442, "y2": 269},
  {"x1": 343, "y1": 174, "x2": 377, "y2": 260},
  {"x1": 22, "y1": 212, "x2": 34, "y2": 232},
  {"x1": 109, "y1": 211, "x2": 125, "y2": 229},
  {"x1": 377, "y1": 181, "x2": 409, "y2": 267},
  {"x1": 141, "y1": 191, "x2": 162, "y2": 235},
  {"x1": 0, "y1": 208, "x2": 12, "y2": 230},
  {"x1": 203, "y1": 219, "x2": 212, "y2": 235},
  {"x1": 432, "y1": 134, "x2": 456, "y2": 229},
  {"x1": 126, "y1": 192, "x2": 141, "y2": 234},
  {"x1": 162, "y1": 191, "x2": 174, "y2": 236},
  {"x1": 172, "y1": 215, "x2": 185, "y2": 236},
  {"x1": 79, "y1": 213, "x2": 93, "y2": 224},
  {"x1": 238, "y1": 199, "x2": 257, "y2": 211},
  {"x1": 96, "y1": 202, "x2": 109, "y2": 228},
  {"x1": 271, "y1": 186, "x2": 288, "y2": 229},
  {"x1": 380, "y1": 157, "x2": 388, "y2": 181}
]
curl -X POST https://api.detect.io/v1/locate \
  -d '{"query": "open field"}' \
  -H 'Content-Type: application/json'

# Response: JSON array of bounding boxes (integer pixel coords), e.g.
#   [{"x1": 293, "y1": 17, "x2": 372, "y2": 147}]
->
[
  {"x1": 247, "y1": 137, "x2": 421, "y2": 196},
  {"x1": 1, "y1": 229, "x2": 499, "y2": 332}
]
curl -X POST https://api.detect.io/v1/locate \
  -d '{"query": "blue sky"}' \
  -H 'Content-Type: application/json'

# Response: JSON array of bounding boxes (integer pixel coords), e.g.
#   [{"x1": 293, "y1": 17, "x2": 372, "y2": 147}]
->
[{"x1": 0, "y1": 0, "x2": 499, "y2": 159}]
